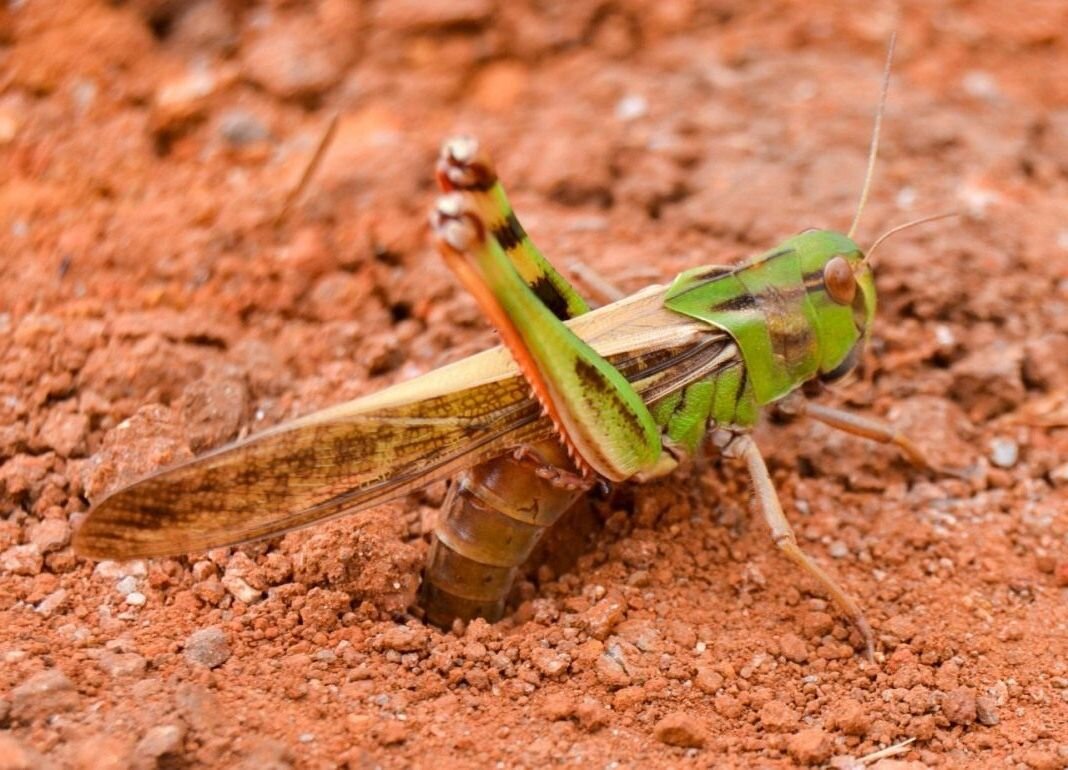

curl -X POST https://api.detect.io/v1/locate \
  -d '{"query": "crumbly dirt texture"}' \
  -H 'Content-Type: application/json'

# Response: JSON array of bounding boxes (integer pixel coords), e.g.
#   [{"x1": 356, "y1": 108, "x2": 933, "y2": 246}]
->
[{"x1": 2, "y1": 2, "x2": 1068, "y2": 768}]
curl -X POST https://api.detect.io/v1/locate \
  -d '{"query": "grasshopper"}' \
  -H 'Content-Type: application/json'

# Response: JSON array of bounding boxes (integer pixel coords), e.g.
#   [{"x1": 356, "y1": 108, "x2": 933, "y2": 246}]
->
[{"x1": 75, "y1": 40, "x2": 944, "y2": 658}]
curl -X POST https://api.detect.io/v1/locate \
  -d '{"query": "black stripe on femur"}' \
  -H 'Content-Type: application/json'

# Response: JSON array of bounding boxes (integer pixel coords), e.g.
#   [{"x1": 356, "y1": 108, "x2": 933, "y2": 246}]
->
[
  {"x1": 529, "y1": 275, "x2": 572, "y2": 320},
  {"x1": 492, "y1": 211, "x2": 526, "y2": 252}
]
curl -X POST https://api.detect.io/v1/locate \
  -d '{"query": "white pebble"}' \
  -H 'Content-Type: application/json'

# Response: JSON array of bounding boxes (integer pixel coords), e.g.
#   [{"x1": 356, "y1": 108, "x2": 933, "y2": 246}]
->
[
  {"x1": 615, "y1": 94, "x2": 648, "y2": 122},
  {"x1": 115, "y1": 576, "x2": 139, "y2": 596},
  {"x1": 989, "y1": 437, "x2": 1019, "y2": 469},
  {"x1": 125, "y1": 592, "x2": 146, "y2": 607}
]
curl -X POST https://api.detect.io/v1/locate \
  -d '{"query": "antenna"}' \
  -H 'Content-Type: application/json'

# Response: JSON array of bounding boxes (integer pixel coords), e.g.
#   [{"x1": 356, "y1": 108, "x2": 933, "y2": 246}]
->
[
  {"x1": 866, "y1": 211, "x2": 960, "y2": 262},
  {"x1": 848, "y1": 33, "x2": 896, "y2": 239}
]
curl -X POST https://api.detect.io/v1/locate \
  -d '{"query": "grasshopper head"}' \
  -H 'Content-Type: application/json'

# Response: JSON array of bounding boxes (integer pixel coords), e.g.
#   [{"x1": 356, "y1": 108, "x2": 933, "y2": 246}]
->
[
  {"x1": 665, "y1": 229, "x2": 877, "y2": 403},
  {"x1": 783, "y1": 229, "x2": 876, "y2": 384}
]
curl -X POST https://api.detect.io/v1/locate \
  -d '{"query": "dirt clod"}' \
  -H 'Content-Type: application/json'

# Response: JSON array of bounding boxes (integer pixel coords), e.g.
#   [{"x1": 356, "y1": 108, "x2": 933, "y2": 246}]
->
[
  {"x1": 941, "y1": 686, "x2": 978, "y2": 726},
  {"x1": 133, "y1": 724, "x2": 185, "y2": 768},
  {"x1": 10, "y1": 669, "x2": 80, "y2": 723},
  {"x1": 787, "y1": 727, "x2": 833, "y2": 766},
  {"x1": 653, "y1": 711, "x2": 706, "y2": 749}
]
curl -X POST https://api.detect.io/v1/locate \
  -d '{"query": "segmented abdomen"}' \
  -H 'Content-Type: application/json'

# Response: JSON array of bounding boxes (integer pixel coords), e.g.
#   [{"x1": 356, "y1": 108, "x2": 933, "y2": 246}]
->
[{"x1": 421, "y1": 439, "x2": 584, "y2": 627}]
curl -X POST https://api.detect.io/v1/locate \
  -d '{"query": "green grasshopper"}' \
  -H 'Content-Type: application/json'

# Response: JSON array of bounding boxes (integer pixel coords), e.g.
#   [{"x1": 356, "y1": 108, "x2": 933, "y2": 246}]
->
[{"x1": 75, "y1": 41, "x2": 944, "y2": 658}]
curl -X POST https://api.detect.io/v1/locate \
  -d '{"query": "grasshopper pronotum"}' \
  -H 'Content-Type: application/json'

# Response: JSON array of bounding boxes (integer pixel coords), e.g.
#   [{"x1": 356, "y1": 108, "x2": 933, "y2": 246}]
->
[{"x1": 75, "y1": 38, "x2": 947, "y2": 658}]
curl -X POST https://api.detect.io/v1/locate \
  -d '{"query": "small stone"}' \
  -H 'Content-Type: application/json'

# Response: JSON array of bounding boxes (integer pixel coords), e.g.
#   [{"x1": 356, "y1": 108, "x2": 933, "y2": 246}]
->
[
  {"x1": 28, "y1": 518, "x2": 71, "y2": 554},
  {"x1": 98, "y1": 651, "x2": 147, "y2": 678},
  {"x1": 178, "y1": 376, "x2": 249, "y2": 452},
  {"x1": 779, "y1": 632, "x2": 809, "y2": 663},
  {"x1": 714, "y1": 695, "x2": 744, "y2": 719},
  {"x1": 941, "y1": 686, "x2": 977, "y2": 725},
  {"x1": 830, "y1": 697, "x2": 871, "y2": 736},
  {"x1": 222, "y1": 574, "x2": 263, "y2": 604},
  {"x1": 134, "y1": 724, "x2": 186, "y2": 766},
  {"x1": 615, "y1": 94, "x2": 648, "y2": 122},
  {"x1": 540, "y1": 692, "x2": 573, "y2": 721},
  {"x1": 574, "y1": 697, "x2": 610, "y2": 732},
  {"x1": 94, "y1": 560, "x2": 148, "y2": 580},
  {"x1": 116, "y1": 576, "x2": 139, "y2": 596},
  {"x1": 151, "y1": 67, "x2": 219, "y2": 135},
  {"x1": 654, "y1": 711, "x2": 706, "y2": 748},
  {"x1": 694, "y1": 667, "x2": 724, "y2": 694},
  {"x1": 35, "y1": 588, "x2": 68, "y2": 616},
  {"x1": 375, "y1": 625, "x2": 428, "y2": 653},
  {"x1": 218, "y1": 109, "x2": 270, "y2": 148},
  {"x1": 10, "y1": 669, "x2": 80, "y2": 721},
  {"x1": 787, "y1": 727, "x2": 833, "y2": 766},
  {"x1": 801, "y1": 611, "x2": 834, "y2": 638},
  {"x1": 125, "y1": 592, "x2": 147, "y2": 607},
  {"x1": 595, "y1": 648, "x2": 631, "y2": 688},
  {"x1": 38, "y1": 411, "x2": 89, "y2": 457},
  {"x1": 529, "y1": 647, "x2": 571, "y2": 677},
  {"x1": 882, "y1": 614, "x2": 918, "y2": 642},
  {"x1": 192, "y1": 577, "x2": 226, "y2": 606},
  {"x1": 988, "y1": 437, "x2": 1018, "y2": 469},
  {"x1": 183, "y1": 627, "x2": 230, "y2": 669},
  {"x1": 975, "y1": 695, "x2": 999, "y2": 726},
  {"x1": 759, "y1": 700, "x2": 800, "y2": 732},
  {"x1": 828, "y1": 540, "x2": 849, "y2": 559},
  {"x1": 375, "y1": 720, "x2": 406, "y2": 747},
  {"x1": 1, "y1": 544, "x2": 42, "y2": 576},
  {"x1": 581, "y1": 595, "x2": 626, "y2": 640}
]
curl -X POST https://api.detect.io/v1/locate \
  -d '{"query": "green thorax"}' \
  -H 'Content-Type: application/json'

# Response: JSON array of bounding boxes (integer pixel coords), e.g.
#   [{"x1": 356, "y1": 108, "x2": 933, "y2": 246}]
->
[{"x1": 664, "y1": 230, "x2": 876, "y2": 405}]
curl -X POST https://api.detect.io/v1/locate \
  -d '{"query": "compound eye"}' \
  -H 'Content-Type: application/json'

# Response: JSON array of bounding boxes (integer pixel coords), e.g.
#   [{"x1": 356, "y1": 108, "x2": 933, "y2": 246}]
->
[{"x1": 824, "y1": 256, "x2": 856, "y2": 305}]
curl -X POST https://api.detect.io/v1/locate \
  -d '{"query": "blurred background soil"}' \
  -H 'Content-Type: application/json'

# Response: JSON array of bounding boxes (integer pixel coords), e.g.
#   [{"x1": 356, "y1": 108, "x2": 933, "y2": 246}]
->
[{"x1": 2, "y1": 1, "x2": 1068, "y2": 768}]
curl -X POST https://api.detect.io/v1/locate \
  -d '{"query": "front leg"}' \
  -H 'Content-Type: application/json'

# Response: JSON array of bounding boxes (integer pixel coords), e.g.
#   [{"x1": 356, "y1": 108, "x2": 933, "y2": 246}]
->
[{"x1": 778, "y1": 393, "x2": 966, "y2": 477}]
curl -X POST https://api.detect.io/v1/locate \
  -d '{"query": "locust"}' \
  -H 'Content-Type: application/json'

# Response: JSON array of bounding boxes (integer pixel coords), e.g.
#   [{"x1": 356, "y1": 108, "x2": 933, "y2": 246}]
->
[{"x1": 74, "y1": 40, "x2": 947, "y2": 658}]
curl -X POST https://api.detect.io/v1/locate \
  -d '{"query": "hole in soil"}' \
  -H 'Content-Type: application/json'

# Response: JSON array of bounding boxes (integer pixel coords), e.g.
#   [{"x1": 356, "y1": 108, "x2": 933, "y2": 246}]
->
[
  {"x1": 145, "y1": 11, "x2": 175, "y2": 41},
  {"x1": 390, "y1": 301, "x2": 412, "y2": 323}
]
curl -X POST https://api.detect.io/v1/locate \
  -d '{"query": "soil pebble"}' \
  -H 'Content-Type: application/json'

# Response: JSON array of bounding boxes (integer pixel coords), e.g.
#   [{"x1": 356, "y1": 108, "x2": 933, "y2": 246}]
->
[
  {"x1": 653, "y1": 712, "x2": 706, "y2": 749},
  {"x1": 182, "y1": 627, "x2": 231, "y2": 669},
  {"x1": 133, "y1": 724, "x2": 185, "y2": 767},
  {"x1": 10, "y1": 669, "x2": 80, "y2": 722},
  {"x1": 941, "y1": 686, "x2": 978, "y2": 726},
  {"x1": 787, "y1": 728, "x2": 833, "y2": 766}
]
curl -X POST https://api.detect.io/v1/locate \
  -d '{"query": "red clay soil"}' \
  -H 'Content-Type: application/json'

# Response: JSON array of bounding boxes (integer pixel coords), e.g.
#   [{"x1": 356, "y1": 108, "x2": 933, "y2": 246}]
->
[{"x1": 2, "y1": 2, "x2": 1068, "y2": 768}]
